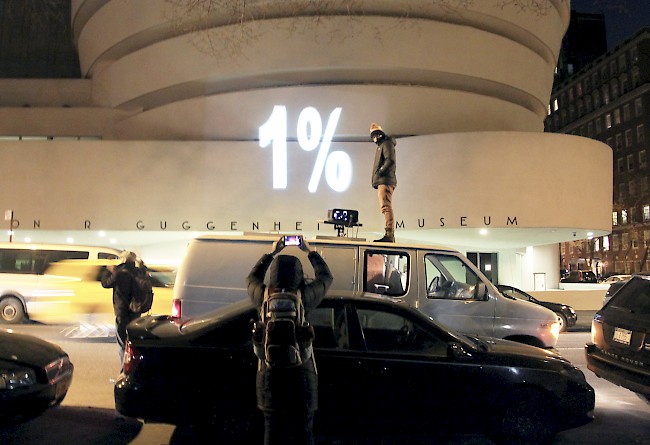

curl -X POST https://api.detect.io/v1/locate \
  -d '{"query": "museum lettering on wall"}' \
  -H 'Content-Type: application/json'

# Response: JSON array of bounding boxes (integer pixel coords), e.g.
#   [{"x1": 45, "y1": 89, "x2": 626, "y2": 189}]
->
[{"x1": 10, "y1": 215, "x2": 519, "y2": 231}]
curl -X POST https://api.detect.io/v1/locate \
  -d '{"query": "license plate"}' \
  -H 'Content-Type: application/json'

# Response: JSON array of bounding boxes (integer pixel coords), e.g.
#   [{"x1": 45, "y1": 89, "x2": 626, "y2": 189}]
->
[{"x1": 613, "y1": 327, "x2": 632, "y2": 345}]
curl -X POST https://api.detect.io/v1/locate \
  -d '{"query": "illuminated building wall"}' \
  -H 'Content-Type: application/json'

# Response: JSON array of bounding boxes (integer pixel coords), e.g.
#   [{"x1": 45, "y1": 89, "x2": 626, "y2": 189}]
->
[{"x1": 0, "y1": 1, "x2": 612, "y2": 288}]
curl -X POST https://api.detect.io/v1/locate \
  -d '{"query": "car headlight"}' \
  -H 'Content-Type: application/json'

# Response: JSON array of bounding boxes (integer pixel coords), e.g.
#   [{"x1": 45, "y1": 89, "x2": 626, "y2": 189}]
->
[
  {"x1": 550, "y1": 321, "x2": 561, "y2": 339},
  {"x1": 0, "y1": 368, "x2": 36, "y2": 389}
]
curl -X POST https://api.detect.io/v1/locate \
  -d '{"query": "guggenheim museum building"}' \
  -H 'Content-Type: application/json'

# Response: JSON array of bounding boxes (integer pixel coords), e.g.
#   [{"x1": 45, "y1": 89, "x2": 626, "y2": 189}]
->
[{"x1": 0, "y1": 0, "x2": 611, "y2": 290}]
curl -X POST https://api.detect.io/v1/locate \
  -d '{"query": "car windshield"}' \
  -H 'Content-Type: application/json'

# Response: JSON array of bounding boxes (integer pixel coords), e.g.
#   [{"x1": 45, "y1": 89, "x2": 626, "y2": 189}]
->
[{"x1": 608, "y1": 277, "x2": 650, "y2": 315}]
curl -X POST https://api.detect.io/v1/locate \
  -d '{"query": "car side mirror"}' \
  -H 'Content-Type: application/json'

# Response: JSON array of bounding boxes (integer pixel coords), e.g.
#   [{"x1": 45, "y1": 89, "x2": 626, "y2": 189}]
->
[{"x1": 448, "y1": 342, "x2": 471, "y2": 358}]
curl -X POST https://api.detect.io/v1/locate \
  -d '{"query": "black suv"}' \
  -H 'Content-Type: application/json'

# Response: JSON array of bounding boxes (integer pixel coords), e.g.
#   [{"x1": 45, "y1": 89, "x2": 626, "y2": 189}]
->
[{"x1": 585, "y1": 276, "x2": 650, "y2": 404}]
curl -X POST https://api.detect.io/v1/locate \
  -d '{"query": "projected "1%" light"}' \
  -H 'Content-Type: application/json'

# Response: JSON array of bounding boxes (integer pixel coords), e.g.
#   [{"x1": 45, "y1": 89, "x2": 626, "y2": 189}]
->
[{"x1": 259, "y1": 106, "x2": 352, "y2": 193}]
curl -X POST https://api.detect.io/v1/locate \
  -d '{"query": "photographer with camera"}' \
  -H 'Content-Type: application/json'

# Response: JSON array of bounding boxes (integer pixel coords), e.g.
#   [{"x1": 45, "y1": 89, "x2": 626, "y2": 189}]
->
[{"x1": 246, "y1": 235, "x2": 333, "y2": 445}]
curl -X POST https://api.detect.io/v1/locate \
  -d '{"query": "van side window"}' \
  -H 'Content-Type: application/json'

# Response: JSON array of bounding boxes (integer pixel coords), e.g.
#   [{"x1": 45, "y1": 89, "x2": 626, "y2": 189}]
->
[
  {"x1": 363, "y1": 251, "x2": 409, "y2": 297},
  {"x1": 425, "y1": 254, "x2": 481, "y2": 300}
]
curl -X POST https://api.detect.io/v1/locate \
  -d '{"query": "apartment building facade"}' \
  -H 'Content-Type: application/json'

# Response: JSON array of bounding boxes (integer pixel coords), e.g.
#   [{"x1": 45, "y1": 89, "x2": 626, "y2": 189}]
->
[{"x1": 547, "y1": 28, "x2": 650, "y2": 276}]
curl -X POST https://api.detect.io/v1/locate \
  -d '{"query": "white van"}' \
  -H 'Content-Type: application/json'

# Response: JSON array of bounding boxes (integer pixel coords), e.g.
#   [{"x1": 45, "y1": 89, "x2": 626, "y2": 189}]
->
[
  {"x1": 0, "y1": 242, "x2": 122, "y2": 323},
  {"x1": 173, "y1": 235, "x2": 561, "y2": 348}
]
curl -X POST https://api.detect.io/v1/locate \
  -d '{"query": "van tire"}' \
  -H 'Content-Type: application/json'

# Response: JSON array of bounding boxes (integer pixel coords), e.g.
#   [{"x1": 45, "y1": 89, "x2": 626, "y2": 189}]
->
[
  {"x1": 0, "y1": 296, "x2": 25, "y2": 324},
  {"x1": 556, "y1": 313, "x2": 568, "y2": 332}
]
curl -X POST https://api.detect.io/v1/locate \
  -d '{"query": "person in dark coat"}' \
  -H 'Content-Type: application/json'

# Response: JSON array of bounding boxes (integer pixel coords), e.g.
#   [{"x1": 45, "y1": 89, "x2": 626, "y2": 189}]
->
[
  {"x1": 246, "y1": 236, "x2": 333, "y2": 445},
  {"x1": 370, "y1": 122, "x2": 397, "y2": 242},
  {"x1": 101, "y1": 250, "x2": 140, "y2": 367}
]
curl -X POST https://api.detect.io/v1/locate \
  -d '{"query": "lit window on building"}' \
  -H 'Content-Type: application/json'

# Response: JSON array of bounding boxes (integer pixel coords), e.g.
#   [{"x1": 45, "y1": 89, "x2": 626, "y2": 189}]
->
[
  {"x1": 613, "y1": 211, "x2": 618, "y2": 226},
  {"x1": 606, "y1": 113, "x2": 612, "y2": 128},
  {"x1": 622, "y1": 209, "x2": 628, "y2": 224},
  {"x1": 603, "y1": 236, "x2": 610, "y2": 251},
  {"x1": 638, "y1": 124, "x2": 645, "y2": 143},
  {"x1": 632, "y1": 67, "x2": 641, "y2": 88},
  {"x1": 553, "y1": 98, "x2": 558, "y2": 111},
  {"x1": 595, "y1": 237, "x2": 600, "y2": 252},
  {"x1": 644, "y1": 205, "x2": 650, "y2": 222},
  {"x1": 621, "y1": 74, "x2": 629, "y2": 93}
]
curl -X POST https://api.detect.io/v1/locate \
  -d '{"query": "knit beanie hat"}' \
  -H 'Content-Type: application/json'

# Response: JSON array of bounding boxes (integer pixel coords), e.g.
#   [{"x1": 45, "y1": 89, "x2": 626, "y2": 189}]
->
[{"x1": 370, "y1": 123, "x2": 384, "y2": 138}]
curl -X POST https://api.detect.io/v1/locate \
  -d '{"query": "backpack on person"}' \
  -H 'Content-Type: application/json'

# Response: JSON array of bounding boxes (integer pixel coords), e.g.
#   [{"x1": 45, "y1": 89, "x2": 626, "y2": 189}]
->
[
  {"x1": 129, "y1": 267, "x2": 154, "y2": 314},
  {"x1": 253, "y1": 288, "x2": 314, "y2": 368}
]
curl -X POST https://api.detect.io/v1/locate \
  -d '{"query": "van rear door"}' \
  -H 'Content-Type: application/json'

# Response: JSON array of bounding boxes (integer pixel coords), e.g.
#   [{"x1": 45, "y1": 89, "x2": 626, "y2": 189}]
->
[{"x1": 314, "y1": 244, "x2": 358, "y2": 292}]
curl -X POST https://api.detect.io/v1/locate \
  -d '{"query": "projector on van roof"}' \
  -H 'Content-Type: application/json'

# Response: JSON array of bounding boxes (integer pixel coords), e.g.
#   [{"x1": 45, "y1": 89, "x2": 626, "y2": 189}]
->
[{"x1": 327, "y1": 209, "x2": 359, "y2": 227}]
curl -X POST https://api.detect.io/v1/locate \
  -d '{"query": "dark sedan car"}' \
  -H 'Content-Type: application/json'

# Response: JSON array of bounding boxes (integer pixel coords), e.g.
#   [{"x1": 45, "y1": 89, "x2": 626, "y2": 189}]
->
[
  {"x1": 116, "y1": 294, "x2": 594, "y2": 445},
  {"x1": 497, "y1": 285, "x2": 577, "y2": 332},
  {"x1": 0, "y1": 329, "x2": 74, "y2": 423},
  {"x1": 586, "y1": 275, "x2": 650, "y2": 405}
]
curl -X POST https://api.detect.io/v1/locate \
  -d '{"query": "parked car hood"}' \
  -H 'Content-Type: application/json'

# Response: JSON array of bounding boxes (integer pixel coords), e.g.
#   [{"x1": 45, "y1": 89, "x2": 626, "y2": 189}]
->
[
  {"x1": 0, "y1": 330, "x2": 66, "y2": 367},
  {"x1": 469, "y1": 335, "x2": 565, "y2": 364}
]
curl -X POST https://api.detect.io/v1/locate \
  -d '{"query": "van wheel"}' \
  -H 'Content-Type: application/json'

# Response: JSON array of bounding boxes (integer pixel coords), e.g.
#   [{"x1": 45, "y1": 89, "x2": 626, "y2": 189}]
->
[
  {"x1": 0, "y1": 297, "x2": 25, "y2": 324},
  {"x1": 494, "y1": 388, "x2": 558, "y2": 445},
  {"x1": 556, "y1": 313, "x2": 567, "y2": 332}
]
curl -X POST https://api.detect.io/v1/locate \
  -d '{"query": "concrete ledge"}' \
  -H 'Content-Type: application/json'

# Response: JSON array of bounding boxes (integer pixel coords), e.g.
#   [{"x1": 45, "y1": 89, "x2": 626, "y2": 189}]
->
[{"x1": 528, "y1": 289, "x2": 608, "y2": 311}]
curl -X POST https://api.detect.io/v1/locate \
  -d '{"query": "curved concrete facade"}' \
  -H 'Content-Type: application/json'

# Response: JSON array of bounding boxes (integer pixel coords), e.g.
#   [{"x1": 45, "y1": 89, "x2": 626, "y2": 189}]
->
[
  {"x1": 0, "y1": 1, "x2": 611, "y2": 289},
  {"x1": 72, "y1": 1, "x2": 567, "y2": 138}
]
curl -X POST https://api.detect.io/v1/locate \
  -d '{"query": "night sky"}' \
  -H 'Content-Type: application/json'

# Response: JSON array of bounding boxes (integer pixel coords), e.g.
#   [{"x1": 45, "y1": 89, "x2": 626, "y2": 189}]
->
[{"x1": 571, "y1": 0, "x2": 650, "y2": 50}]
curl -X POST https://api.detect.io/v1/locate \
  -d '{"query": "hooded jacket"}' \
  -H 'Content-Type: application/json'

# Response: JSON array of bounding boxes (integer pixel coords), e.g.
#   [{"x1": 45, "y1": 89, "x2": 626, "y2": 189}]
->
[
  {"x1": 246, "y1": 250, "x2": 333, "y2": 412},
  {"x1": 372, "y1": 134, "x2": 397, "y2": 188}
]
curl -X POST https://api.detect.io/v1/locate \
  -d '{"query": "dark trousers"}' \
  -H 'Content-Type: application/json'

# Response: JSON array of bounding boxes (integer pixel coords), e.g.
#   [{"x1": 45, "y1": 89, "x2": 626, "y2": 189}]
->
[{"x1": 263, "y1": 410, "x2": 315, "y2": 445}]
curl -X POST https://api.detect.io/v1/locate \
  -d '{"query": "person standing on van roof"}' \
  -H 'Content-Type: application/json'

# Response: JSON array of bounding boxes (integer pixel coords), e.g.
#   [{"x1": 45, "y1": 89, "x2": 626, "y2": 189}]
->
[
  {"x1": 246, "y1": 236, "x2": 333, "y2": 445},
  {"x1": 101, "y1": 251, "x2": 140, "y2": 368},
  {"x1": 370, "y1": 123, "x2": 397, "y2": 242}
]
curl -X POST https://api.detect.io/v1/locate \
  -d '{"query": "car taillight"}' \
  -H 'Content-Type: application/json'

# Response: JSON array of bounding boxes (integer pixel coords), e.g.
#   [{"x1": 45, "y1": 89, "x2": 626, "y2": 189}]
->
[
  {"x1": 122, "y1": 341, "x2": 140, "y2": 374},
  {"x1": 171, "y1": 299, "x2": 181, "y2": 319}
]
